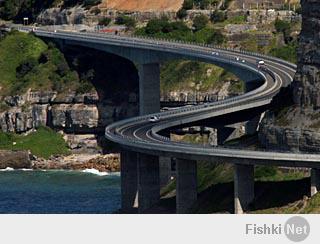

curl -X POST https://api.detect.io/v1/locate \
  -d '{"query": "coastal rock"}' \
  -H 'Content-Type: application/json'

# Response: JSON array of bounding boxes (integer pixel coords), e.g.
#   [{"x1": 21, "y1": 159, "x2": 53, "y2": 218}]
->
[
  {"x1": 32, "y1": 153, "x2": 120, "y2": 172},
  {"x1": 0, "y1": 150, "x2": 31, "y2": 169},
  {"x1": 259, "y1": 0, "x2": 320, "y2": 152},
  {"x1": 37, "y1": 6, "x2": 87, "y2": 26},
  {"x1": 51, "y1": 104, "x2": 99, "y2": 130}
]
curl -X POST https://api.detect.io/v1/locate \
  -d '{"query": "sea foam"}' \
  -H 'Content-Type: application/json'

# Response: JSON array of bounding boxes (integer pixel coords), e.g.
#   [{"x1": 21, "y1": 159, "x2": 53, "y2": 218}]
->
[
  {"x1": 0, "y1": 167, "x2": 14, "y2": 171},
  {"x1": 82, "y1": 168, "x2": 109, "y2": 176}
]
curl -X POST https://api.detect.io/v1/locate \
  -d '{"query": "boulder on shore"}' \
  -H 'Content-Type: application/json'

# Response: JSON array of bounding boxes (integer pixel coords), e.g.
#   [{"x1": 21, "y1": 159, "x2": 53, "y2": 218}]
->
[{"x1": 0, "y1": 150, "x2": 31, "y2": 169}]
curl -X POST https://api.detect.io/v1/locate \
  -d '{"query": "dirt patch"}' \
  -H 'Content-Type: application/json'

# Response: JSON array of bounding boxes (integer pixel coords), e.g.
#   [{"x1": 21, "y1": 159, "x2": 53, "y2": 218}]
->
[{"x1": 99, "y1": 0, "x2": 183, "y2": 12}]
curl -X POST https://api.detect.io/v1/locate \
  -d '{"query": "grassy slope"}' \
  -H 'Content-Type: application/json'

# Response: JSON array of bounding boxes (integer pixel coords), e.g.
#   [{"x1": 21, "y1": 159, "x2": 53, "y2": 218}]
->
[
  {"x1": 0, "y1": 127, "x2": 70, "y2": 159},
  {"x1": 0, "y1": 31, "x2": 89, "y2": 96},
  {"x1": 161, "y1": 60, "x2": 243, "y2": 93},
  {"x1": 0, "y1": 31, "x2": 47, "y2": 90}
]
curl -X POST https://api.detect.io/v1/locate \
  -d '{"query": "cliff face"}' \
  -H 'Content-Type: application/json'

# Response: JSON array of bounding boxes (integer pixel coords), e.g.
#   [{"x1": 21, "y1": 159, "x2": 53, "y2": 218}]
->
[
  {"x1": 292, "y1": 0, "x2": 320, "y2": 109},
  {"x1": 0, "y1": 90, "x2": 138, "y2": 151},
  {"x1": 259, "y1": 0, "x2": 320, "y2": 152}
]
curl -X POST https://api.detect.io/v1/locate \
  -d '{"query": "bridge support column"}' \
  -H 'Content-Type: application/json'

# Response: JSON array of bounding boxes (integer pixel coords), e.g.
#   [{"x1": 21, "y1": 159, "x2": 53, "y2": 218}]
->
[
  {"x1": 137, "y1": 153, "x2": 160, "y2": 213},
  {"x1": 120, "y1": 150, "x2": 138, "y2": 212},
  {"x1": 138, "y1": 63, "x2": 160, "y2": 115},
  {"x1": 159, "y1": 131, "x2": 172, "y2": 188},
  {"x1": 176, "y1": 159, "x2": 197, "y2": 214},
  {"x1": 311, "y1": 169, "x2": 320, "y2": 197},
  {"x1": 234, "y1": 164, "x2": 254, "y2": 214},
  {"x1": 159, "y1": 157, "x2": 172, "y2": 188}
]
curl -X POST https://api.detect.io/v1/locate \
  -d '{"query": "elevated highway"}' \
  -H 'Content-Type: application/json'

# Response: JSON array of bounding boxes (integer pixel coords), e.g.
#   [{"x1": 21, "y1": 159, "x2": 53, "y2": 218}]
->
[{"x1": 14, "y1": 26, "x2": 320, "y2": 214}]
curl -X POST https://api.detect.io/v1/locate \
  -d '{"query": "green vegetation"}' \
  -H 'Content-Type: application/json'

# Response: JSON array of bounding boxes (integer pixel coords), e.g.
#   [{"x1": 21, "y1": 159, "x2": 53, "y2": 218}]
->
[
  {"x1": 210, "y1": 10, "x2": 226, "y2": 23},
  {"x1": 193, "y1": 14, "x2": 209, "y2": 31},
  {"x1": 180, "y1": 0, "x2": 223, "y2": 11},
  {"x1": 269, "y1": 41, "x2": 297, "y2": 64},
  {"x1": 136, "y1": 17, "x2": 225, "y2": 45},
  {"x1": 0, "y1": 31, "x2": 94, "y2": 96},
  {"x1": 0, "y1": 127, "x2": 70, "y2": 159},
  {"x1": 274, "y1": 19, "x2": 292, "y2": 44},
  {"x1": 160, "y1": 60, "x2": 240, "y2": 93},
  {"x1": 0, "y1": 0, "x2": 56, "y2": 22},
  {"x1": 0, "y1": 0, "x2": 100, "y2": 22},
  {"x1": 98, "y1": 17, "x2": 111, "y2": 26},
  {"x1": 115, "y1": 15, "x2": 136, "y2": 29}
]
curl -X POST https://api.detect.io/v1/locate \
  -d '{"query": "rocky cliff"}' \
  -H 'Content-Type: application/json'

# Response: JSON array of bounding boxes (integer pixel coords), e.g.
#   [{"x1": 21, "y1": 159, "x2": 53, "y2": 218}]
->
[
  {"x1": 0, "y1": 89, "x2": 138, "y2": 151},
  {"x1": 259, "y1": 0, "x2": 320, "y2": 152}
]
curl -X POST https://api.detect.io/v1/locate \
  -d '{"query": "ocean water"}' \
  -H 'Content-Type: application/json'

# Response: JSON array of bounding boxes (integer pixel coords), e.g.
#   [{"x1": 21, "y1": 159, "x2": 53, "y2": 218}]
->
[{"x1": 0, "y1": 169, "x2": 121, "y2": 214}]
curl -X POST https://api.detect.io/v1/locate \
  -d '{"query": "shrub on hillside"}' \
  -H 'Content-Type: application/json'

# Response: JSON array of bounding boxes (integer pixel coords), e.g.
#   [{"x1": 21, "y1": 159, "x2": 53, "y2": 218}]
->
[{"x1": 193, "y1": 14, "x2": 209, "y2": 32}]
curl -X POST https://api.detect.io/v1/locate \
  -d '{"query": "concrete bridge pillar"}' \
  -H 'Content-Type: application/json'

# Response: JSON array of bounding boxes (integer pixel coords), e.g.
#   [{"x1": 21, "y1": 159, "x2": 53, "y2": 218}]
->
[
  {"x1": 159, "y1": 156, "x2": 172, "y2": 188},
  {"x1": 234, "y1": 164, "x2": 254, "y2": 214},
  {"x1": 159, "y1": 131, "x2": 172, "y2": 188},
  {"x1": 176, "y1": 158, "x2": 198, "y2": 214},
  {"x1": 136, "y1": 63, "x2": 162, "y2": 212},
  {"x1": 138, "y1": 63, "x2": 160, "y2": 115},
  {"x1": 137, "y1": 153, "x2": 160, "y2": 213},
  {"x1": 311, "y1": 168, "x2": 320, "y2": 197},
  {"x1": 120, "y1": 150, "x2": 138, "y2": 212}
]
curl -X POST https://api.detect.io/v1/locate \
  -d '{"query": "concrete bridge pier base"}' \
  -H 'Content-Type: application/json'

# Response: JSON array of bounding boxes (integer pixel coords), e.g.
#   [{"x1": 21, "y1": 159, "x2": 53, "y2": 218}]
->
[
  {"x1": 234, "y1": 164, "x2": 254, "y2": 214},
  {"x1": 137, "y1": 153, "x2": 160, "y2": 213},
  {"x1": 120, "y1": 150, "x2": 138, "y2": 212},
  {"x1": 311, "y1": 168, "x2": 320, "y2": 197},
  {"x1": 176, "y1": 159, "x2": 197, "y2": 214}
]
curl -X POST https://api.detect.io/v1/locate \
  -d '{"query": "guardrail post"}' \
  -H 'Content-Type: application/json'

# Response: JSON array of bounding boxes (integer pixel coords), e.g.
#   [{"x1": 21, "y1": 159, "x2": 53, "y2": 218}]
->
[
  {"x1": 234, "y1": 164, "x2": 254, "y2": 214},
  {"x1": 311, "y1": 168, "x2": 320, "y2": 197},
  {"x1": 120, "y1": 150, "x2": 138, "y2": 213},
  {"x1": 176, "y1": 158, "x2": 197, "y2": 214}
]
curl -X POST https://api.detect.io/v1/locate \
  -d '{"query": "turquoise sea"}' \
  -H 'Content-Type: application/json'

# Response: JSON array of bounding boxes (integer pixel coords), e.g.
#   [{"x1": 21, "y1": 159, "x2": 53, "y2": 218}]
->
[{"x1": 0, "y1": 170, "x2": 121, "y2": 214}]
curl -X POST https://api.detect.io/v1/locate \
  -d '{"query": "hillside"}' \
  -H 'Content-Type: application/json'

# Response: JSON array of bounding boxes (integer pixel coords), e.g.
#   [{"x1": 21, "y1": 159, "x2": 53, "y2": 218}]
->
[{"x1": 99, "y1": 0, "x2": 184, "y2": 12}]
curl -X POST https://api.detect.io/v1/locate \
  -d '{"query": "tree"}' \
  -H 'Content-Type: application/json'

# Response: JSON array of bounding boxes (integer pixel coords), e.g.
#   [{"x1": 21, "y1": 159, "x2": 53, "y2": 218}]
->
[
  {"x1": 98, "y1": 17, "x2": 111, "y2": 26},
  {"x1": 177, "y1": 8, "x2": 188, "y2": 19},
  {"x1": 145, "y1": 18, "x2": 168, "y2": 35},
  {"x1": 274, "y1": 19, "x2": 291, "y2": 43},
  {"x1": 182, "y1": 0, "x2": 194, "y2": 10},
  {"x1": 115, "y1": 15, "x2": 136, "y2": 29},
  {"x1": 210, "y1": 10, "x2": 226, "y2": 23},
  {"x1": 207, "y1": 30, "x2": 225, "y2": 45},
  {"x1": 200, "y1": 0, "x2": 211, "y2": 9},
  {"x1": 193, "y1": 14, "x2": 209, "y2": 32}
]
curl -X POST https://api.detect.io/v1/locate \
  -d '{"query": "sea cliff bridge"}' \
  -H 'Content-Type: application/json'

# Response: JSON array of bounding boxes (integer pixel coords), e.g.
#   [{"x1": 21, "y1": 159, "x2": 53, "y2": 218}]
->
[{"x1": 13, "y1": 26, "x2": 320, "y2": 214}]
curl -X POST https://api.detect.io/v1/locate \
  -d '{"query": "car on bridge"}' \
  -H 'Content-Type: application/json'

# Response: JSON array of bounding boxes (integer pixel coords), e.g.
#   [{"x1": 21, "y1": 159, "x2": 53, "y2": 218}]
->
[
  {"x1": 149, "y1": 116, "x2": 160, "y2": 123},
  {"x1": 257, "y1": 60, "x2": 265, "y2": 68}
]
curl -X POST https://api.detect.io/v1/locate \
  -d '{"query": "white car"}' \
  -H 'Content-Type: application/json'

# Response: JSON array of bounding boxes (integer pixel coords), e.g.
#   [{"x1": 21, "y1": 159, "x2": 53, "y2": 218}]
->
[
  {"x1": 242, "y1": 59, "x2": 246, "y2": 63},
  {"x1": 236, "y1": 57, "x2": 240, "y2": 61},
  {"x1": 149, "y1": 116, "x2": 160, "y2": 123}
]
